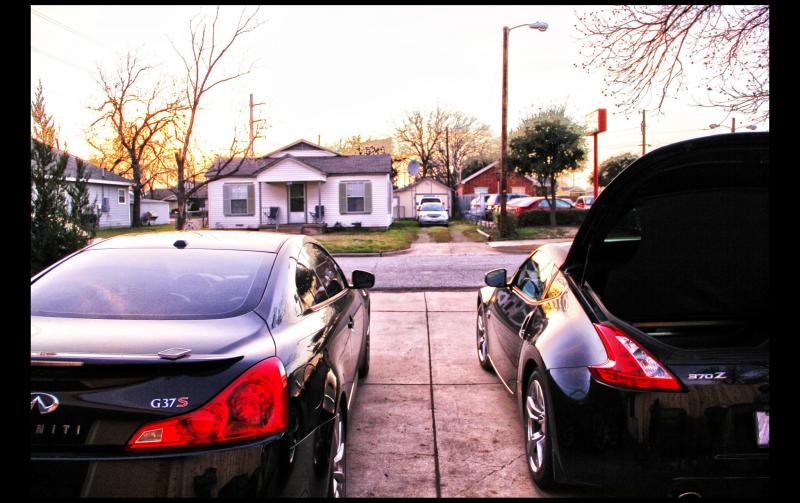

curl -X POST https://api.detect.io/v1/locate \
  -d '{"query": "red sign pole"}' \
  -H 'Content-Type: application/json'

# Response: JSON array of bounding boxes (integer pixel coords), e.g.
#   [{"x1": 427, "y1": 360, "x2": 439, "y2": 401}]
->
[{"x1": 593, "y1": 133, "x2": 599, "y2": 199}]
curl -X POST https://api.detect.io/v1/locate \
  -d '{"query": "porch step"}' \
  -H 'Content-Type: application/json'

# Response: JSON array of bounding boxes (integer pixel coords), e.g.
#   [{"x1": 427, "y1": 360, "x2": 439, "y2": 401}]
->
[{"x1": 259, "y1": 223, "x2": 326, "y2": 235}]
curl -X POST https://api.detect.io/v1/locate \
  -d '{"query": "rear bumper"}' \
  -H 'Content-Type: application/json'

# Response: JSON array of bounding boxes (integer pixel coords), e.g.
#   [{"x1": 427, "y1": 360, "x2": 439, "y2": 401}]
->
[
  {"x1": 545, "y1": 368, "x2": 769, "y2": 496},
  {"x1": 31, "y1": 422, "x2": 333, "y2": 497}
]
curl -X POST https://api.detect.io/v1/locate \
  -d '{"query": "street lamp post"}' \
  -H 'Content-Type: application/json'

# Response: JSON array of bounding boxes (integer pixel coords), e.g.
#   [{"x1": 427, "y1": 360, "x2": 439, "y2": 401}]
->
[
  {"x1": 709, "y1": 118, "x2": 757, "y2": 132},
  {"x1": 499, "y1": 21, "x2": 547, "y2": 238}
]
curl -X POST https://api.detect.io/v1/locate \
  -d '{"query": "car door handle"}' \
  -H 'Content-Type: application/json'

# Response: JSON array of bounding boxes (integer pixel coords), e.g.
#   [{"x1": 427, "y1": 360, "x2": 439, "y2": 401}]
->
[{"x1": 347, "y1": 316, "x2": 354, "y2": 329}]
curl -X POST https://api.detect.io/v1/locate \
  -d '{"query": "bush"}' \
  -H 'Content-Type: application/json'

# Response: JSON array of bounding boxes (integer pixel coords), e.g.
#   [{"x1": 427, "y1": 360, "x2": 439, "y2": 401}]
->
[
  {"x1": 517, "y1": 209, "x2": 587, "y2": 227},
  {"x1": 490, "y1": 212, "x2": 518, "y2": 240}
]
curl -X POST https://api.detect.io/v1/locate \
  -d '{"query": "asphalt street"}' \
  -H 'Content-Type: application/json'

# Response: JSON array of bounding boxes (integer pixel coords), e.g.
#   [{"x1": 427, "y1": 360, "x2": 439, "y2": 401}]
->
[{"x1": 336, "y1": 245, "x2": 530, "y2": 289}]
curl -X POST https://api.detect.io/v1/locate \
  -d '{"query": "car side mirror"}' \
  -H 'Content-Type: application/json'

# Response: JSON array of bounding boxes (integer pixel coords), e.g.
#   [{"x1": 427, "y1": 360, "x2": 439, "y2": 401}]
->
[
  {"x1": 484, "y1": 268, "x2": 507, "y2": 288},
  {"x1": 351, "y1": 270, "x2": 375, "y2": 289}
]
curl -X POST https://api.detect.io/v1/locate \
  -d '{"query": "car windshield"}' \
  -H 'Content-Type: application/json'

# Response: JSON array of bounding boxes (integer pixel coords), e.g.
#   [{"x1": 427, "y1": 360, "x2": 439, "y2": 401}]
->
[
  {"x1": 421, "y1": 203, "x2": 445, "y2": 211},
  {"x1": 31, "y1": 248, "x2": 273, "y2": 319}
]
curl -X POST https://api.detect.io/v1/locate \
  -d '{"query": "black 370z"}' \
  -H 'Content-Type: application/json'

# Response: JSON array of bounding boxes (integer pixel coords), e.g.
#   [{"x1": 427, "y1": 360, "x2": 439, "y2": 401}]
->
[
  {"x1": 31, "y1": 231, "x2": 374, "y2": 497},
  {"x1": 476, "y1": 133, "x2": 769, "y2": 497}
]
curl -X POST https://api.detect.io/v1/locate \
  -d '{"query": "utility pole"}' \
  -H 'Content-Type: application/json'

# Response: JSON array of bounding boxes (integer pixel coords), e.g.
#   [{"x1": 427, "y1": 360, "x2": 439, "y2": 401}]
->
[
  {"x1": 732, "y1": 117, "x2": 736, "y2": 133},
  {"x1": 641, "y1": 110, "x2": 646, "y2": 156},
  {"x1": 499, "y1": 26, "x2": 510, "y2": 237},
  {"x1": 249, "y1": 93, "x2": 266, "y2": 157}
]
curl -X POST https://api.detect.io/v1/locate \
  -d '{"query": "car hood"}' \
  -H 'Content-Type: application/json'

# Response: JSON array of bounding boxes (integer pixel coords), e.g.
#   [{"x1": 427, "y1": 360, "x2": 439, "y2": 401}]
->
[
  {"x1": 419, "y1": 210, "x2": 447, "y2": 216},
  {"x1": 563, "y1": 133, "x2": 769, "y2": 271},
  {"x1": 30, "y1": 311, "x2": 275, "y2": 360}
]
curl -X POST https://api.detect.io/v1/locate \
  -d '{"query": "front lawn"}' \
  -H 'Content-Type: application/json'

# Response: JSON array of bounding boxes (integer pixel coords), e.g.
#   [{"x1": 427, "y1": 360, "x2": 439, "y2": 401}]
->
[
  {"x1": 315, "y1": 220, "x2": 418, "y2": 253},
  {"x1": 94, "y1": 224, "x2": 175, "y2": 239}
]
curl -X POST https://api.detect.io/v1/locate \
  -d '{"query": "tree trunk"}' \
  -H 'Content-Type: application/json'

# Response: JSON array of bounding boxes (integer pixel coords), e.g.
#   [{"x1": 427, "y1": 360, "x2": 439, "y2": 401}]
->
[
  {"x1": 549, "y1": 174, "x2": 557, "y2": 227},
  {"x1": 174, "y1": 152, "x2": 186, "y2": 230}
]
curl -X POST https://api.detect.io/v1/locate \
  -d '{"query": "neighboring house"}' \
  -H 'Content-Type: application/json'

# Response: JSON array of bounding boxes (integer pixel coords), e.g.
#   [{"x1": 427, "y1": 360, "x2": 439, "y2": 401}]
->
[
  {"x1": 138, "y1": 199, "x2": 171, "y2": 225},
  {"x1": 149, "y1": 185, "x2": 208, "y2": 214},
  {"x1": 31, "y1": 139, "x2": 134, "y2": 229},
  {"x1": 393, "y1": 176, "x2": 452, "y2": 219},
  {"x1": 206, "y1": 139, "x2": 394, "y2": 230},
  {"x1": 457, "y1": 160, "x2": 550, "y2": 197}
]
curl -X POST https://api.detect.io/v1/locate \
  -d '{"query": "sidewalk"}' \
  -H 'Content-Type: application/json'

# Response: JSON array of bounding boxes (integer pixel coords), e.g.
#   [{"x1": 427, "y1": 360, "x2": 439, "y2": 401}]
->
[{"x1": 487, "y1": 237, "x2": 573, "y2": 249}]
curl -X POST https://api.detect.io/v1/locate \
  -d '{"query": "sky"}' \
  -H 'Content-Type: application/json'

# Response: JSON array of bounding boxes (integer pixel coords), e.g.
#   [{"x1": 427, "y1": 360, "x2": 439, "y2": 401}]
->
[{"x1": 31, "y1": 5, "x2": 769, "y2": 188}]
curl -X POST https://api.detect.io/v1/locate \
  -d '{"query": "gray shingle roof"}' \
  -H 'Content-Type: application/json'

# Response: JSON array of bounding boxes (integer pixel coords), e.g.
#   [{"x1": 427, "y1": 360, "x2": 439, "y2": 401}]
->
[
  {"x1": 206, "y1": 154, "x2": 392, "y2": 178},
  {"x1": 31, "y1": 138, "x2": 133, "y2": 185}
]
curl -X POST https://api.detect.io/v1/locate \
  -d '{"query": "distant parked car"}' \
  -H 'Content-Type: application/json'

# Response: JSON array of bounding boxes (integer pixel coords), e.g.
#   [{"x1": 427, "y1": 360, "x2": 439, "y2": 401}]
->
[
  {"x1": 418, "y1": 202, "x2": 449, "y2": 226},
  {"x1": 483, "y1": 193, "x2": 529, "y2": 219},
  {"x1": 574, "y1": 195, "x2": 595, "y2": 209},
  {"x1": 504, "y1": 196, "x2": 575, "y2": 215},
  {"x1": 416, "y1": 196, "x2": 445, "y2": 212}
]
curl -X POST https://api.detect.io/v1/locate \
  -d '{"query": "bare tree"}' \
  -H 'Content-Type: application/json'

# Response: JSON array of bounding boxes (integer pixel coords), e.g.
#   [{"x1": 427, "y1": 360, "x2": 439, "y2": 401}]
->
[
  {"x1": 170, "y1": 6, "x2": 263, "y2": 230},
  {"x1": 432, "y1": 111, "x2": 494, "y2": 185},
  {"x1": 90, "y1": 52, "x2": 184, "y2": 226},
  {"x1": 394, "y1": 107, "x2": 449, "y2": 179},
  {"x1": 576, "y1": 5, "x2": 769, "y2": 121}
]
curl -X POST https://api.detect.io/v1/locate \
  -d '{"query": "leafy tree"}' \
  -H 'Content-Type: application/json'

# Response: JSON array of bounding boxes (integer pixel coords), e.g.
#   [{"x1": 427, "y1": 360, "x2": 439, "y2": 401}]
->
[
  {"x1": 67, "y1": 158, "x2": 98, "y2": 235},
  {"x1": 592, "y1": 152, "x2": 640, "y2": 187},
  {"x1": 31, "y1": 82, "x2": 93, "y2": 275},
  {"x1": 461, "y1": 155, "x2": 496, "y2": 180},
  {"x1": 576, "y1": 5, "x2": 769, "y2": 121},
  {"x1": 509, "y1": 105, "x2": 587, "y2": 226}
]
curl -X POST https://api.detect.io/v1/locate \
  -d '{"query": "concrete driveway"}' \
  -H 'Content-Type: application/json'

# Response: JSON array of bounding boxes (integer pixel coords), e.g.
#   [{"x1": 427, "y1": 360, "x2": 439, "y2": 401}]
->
[{"x1": 348, "y1": 290, "x2": 608, "y2": 498}]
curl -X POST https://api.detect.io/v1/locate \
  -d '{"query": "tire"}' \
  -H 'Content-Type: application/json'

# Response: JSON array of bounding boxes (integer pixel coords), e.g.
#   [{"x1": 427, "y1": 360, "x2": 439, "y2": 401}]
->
[
  {"x1": 476, "y1": 304, "x2": 492, "y2": 371},
  {"x1": 327, "y1": 410, "x2": 346, "y2": 498},
  {"x1": 524, "y1": 370, "x2": 556, "y2": 489},
  {"x1": 358, "y1": 329, "x2": 370, "y2": 378}
]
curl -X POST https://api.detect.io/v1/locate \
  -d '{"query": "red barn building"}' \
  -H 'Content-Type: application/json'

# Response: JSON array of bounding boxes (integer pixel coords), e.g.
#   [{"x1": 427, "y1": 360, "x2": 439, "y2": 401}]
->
[{"x1": 457, "y1": 161, "x2": 548, "y2": 196}]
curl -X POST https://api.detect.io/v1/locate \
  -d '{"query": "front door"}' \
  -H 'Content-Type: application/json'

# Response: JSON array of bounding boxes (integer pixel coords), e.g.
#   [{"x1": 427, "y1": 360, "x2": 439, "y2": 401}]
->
[{"x1": 288, "y1": 183, "x2": 306, "y2": 223}]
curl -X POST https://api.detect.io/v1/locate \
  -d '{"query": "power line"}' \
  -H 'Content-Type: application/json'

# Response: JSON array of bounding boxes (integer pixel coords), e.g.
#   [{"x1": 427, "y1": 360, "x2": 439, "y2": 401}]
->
[
  {"x1": 31, "y1": 8, "x2": 104, "y2": 47},
  {"x1": 31, "y1": 45, "x2": 94, "y2": 75}
]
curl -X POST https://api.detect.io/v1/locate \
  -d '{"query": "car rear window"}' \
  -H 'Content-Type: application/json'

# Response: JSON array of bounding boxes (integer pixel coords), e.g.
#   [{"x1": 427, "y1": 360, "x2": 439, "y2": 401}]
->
[{"x1": 31, "y1": 248, "x2": 274, "y2": 319}]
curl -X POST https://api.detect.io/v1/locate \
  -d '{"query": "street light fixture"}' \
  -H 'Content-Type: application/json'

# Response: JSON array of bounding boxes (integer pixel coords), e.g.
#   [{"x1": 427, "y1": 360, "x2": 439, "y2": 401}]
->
[{"x1": 499, "y1": 21, "x2": 548, "y2": 238}]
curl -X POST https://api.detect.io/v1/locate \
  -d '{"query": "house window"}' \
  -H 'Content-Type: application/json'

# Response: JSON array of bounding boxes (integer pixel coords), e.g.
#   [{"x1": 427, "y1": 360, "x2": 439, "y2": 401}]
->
[
  {"x1": 225, "y1": 183, "x2": 253, "y2": 215},
  {"x1": 346, "y1": 182, "x2": 366, "y2": 212},
  {"x1": 118, "y1": 188, "x2": 126, "y2": 204},
  {"x1": 511, "y1": 186, "x2": 525, "y2": 194},
  {"x1": 475, "y1": 187, "x2": 488, "y2": 194}
]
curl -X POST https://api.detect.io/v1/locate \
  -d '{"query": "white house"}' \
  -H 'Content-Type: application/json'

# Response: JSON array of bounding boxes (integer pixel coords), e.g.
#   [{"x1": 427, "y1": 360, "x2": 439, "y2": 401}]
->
[
  {"x1": 32, "y1": 139, "x2": 134, "y2": 229},
  {"x1": 206, "y1": 140, "x2": 394, "y2": 230}
]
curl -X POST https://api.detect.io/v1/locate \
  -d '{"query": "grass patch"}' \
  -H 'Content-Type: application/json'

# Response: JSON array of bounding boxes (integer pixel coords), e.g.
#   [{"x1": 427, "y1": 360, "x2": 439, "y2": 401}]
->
[
  {"x1": 418, "y1": 225, "x2": 451, "y2": 242},
  {"x1": 449, "y1": 220, "x2": 486, "y2": 242},
  {"x1": 95, "y1": 224, "x2": 174, "y2": 239},
  {"x1": 316, "y1": 220, "x2": 417, "y2": 253},
  {"x1": 513, "y1": 226, "x2": 579, "y2": 240}
]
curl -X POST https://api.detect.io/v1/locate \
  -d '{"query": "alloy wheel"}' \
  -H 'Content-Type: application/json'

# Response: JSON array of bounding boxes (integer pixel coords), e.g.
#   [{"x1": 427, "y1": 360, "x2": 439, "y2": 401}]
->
[
  {"x1": 526, "y1": 378, "x2": 547, "y2": 474},
  {"x1": 330, "y1": 413, "x2": 346, "y2": 498},
  {"x1": 476, "y1": 306, "x2": 491, "y2": 370}
]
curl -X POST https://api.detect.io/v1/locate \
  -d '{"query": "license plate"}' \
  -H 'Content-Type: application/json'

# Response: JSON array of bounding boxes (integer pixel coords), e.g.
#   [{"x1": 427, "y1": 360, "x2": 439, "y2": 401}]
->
[{"x1": 755, "y1": 411, "x2": 769, "y2": 448}]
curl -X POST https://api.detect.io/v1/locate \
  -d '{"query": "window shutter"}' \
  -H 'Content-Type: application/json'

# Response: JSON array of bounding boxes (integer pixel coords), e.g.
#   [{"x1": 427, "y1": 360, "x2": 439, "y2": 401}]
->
[
  {"x1": 364, "y1": 182, "x2": 372, "y2": 214},
  {"x1": 223, "y1": 184, "x2": 231, "y2": 216},
  {"x1": 339, "y1": 183, "x2": 347, "y2": 214},
  {"x1": 247, "y1": 183, "x2": 255, "y2": 215}
]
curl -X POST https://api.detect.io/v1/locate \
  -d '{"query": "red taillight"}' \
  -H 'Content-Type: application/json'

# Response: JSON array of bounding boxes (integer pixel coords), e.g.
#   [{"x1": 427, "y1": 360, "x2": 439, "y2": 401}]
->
[
  {"x1": 588, "y1": 324, "x2": 684, "y2": 392},
  {"x1": 127, "y1": 357, "x2": 288, "y2": 451}
]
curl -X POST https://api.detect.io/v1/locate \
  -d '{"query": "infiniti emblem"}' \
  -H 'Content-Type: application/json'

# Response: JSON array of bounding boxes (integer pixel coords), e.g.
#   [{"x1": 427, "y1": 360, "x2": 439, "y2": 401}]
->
[{"x1": 31, "y1": 392, "x2": 59, "y2": 414}]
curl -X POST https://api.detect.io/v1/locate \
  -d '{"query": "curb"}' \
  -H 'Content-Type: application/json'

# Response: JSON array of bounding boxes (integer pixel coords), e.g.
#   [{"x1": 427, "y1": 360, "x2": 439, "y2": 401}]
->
[{"x1": 332, "y1": 247, "x2": 412, "y2": 258}]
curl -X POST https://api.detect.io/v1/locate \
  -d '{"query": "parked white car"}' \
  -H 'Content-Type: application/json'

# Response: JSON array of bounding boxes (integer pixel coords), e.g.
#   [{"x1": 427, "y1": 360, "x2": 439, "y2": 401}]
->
[{"x1": 417, "y1": 202, "x2": 449, "y2": 226}]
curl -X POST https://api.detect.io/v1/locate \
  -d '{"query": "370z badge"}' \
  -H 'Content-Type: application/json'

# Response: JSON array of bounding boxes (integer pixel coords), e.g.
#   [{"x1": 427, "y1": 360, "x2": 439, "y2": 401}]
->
[
  {"x1": 688, "y1": 372, "x2": 728, "y2": 380},
  {"x1": 150, "y1": 397, "x2": 189, "y2": 408}
]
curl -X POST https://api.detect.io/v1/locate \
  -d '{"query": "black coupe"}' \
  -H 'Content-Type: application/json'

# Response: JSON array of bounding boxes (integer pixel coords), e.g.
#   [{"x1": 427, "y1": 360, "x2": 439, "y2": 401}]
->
[
  {"x1": 31, "y1": 231, "x2": 374, "y2": 497},
  {"x1": 476, "y1": 133, "x2": 769, "y2": 497}
]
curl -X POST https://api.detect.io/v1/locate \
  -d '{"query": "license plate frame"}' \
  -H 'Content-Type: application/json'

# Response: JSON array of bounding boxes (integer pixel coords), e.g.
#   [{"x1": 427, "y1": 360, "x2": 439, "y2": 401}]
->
[{"x1": 755, "y1": 411, "x2": 769, "y2": 448}]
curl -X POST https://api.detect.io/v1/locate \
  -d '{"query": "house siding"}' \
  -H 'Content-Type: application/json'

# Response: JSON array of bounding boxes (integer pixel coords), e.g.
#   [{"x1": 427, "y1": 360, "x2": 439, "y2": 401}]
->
[
  {"x1": 88, "y1": 183, "x2": 131, "y2": 228},
  {"x1": 208, "y1": 178, "x2": 261, "y2": 229},
  {"x1": 258, "y1": 158, "x2": 327, "y2": 182},
  {"x1": 457, "y1": 167, "x2": 538, "y2": 196}
]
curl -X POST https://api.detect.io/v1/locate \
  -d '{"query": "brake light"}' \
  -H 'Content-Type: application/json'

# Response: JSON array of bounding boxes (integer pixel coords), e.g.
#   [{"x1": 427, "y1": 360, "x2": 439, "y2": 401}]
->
[
  {"x1": 588, "y1": 324, "x2": 683, "y2": 392},
  {"x1": 128, "y1": 357, "x2": 288, "y2": 450}
]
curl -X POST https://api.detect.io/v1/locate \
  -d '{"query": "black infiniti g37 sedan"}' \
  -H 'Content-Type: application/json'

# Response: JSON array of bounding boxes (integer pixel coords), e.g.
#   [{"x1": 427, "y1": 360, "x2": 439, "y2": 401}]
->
[
  {"x1": 30, "y1": 231, "x2": 374, "y2": 497},
  {"x1": 476, "y1": 133, "x2": 768, "y2": 497}
]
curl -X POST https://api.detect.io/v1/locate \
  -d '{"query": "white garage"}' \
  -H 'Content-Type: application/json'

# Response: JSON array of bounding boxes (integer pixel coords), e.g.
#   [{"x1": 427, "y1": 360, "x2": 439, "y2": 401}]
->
[{"x1": 137, "y1": 199, "x2": 171, "y2": 226}]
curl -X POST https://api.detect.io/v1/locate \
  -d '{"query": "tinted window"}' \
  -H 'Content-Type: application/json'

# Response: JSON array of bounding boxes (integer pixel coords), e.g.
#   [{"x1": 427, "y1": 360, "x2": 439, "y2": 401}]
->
[
  {"x1": 514, "y1": 252, "x2": 553, "y2": 302},
  {"x1": 295, "y1": 262, "x2": 328, "y2": 309},
  {"x1": 31, "y1": 249, "x2": 272, "y2": 319},
  {"x1": 302, "y1": 244, "x2": 347, "y2": 298}
]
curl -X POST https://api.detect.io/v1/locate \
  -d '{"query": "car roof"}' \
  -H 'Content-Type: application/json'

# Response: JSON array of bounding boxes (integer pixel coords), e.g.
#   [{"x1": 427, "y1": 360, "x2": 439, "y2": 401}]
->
[{"x1": 90, "y1": 230, "x2": 295, "y2": 253}]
